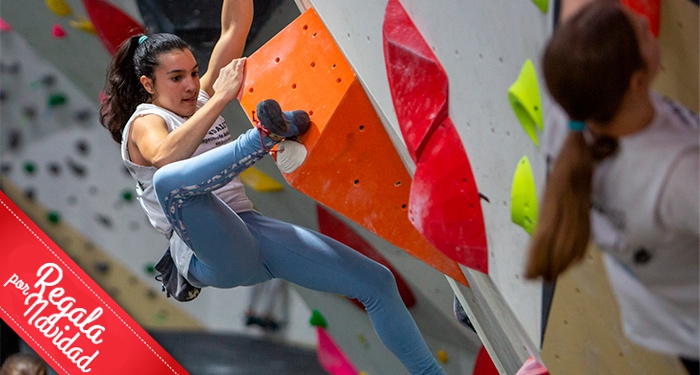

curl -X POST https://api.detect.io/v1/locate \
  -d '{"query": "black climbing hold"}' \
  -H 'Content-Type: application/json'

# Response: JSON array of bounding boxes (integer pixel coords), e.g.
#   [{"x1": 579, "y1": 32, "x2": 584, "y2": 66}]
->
[
  {"x1": 96, "y1": 214, "x2": 113, "y2": 228},
  {"x1": 67, "y1": 158, "x2": 87, "y2": 177},
  {"x1": 22, "y1": 106, "x2": 37, "y2": 120},
  {"x1": 633, "y1": 248, "x2": 652, "y2": 265},
  {"x1": 75, "y1": 140, "x2": 90, "y2": 156},
  {"x1": 0, "y1": 163, "x2": 11, "y2": 174},
  {"x1": 75, "y1": 109, "x2": 92, "y2": 122},
  {"x1": 23, "y1": 188, "x2": 35, "y2": 201},
  {"x1": 95, "y1": 261, "x2": 110, "y2": 274},
  {"x1": 8, "y1": 129, "x2": 21, "y2": 151},
  {"x1": 48, "y1": 162, "x2": 61, "y2": 176},
  {"x1": 40, "y1": 74, "x2": 56, "y2": 87},
  {"x1": 0, "y1": 62, "x2": 20, "y2": 74}
]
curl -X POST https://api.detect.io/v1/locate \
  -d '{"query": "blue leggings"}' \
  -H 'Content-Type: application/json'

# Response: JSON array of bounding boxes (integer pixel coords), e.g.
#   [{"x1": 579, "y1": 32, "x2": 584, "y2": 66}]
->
[{"x1": 153, "y1": 129, "x2": 445, "y2": 375}]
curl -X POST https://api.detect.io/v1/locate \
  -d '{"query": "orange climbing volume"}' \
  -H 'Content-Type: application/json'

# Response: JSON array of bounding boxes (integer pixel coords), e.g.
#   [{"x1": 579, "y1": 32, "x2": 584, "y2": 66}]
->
[{"x1": 239, "y1": 8, "x2": 467, "y2": 285}]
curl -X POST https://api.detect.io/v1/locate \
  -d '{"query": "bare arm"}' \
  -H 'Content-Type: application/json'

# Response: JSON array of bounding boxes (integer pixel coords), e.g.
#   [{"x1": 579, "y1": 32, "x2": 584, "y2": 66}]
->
[
  {"x1": 130, "y1": 59, "x2": 247, "y2": 168},
  {"x1": 200, "y1": 0, "x2": 254, "y2": 96}
]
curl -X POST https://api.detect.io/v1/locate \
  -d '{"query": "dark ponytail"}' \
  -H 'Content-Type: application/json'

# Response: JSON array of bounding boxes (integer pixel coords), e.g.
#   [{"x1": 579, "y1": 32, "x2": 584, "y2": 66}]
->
[
  {"x1": 100, "y1": 33, "x2": 190, "y2": 143},
  {"x1": 525, "y1": 1, "x2": 640, "y2": 281}
]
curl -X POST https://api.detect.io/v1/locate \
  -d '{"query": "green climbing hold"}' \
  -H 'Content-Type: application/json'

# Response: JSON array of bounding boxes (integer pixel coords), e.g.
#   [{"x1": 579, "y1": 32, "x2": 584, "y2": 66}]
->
[
  {"x1": 23, "y1": 161, "x2": 37, "y2": 174},
  {"x1": 508, "y1": 59, "x2": 543, "y2": 146},
  {"x1": 47, "y1": 211, "x2": 61, "y2": 224},
  {"x1": 144, "y1": 264, "x2": 155, "y2": 275},
  {"x1": 510, "y1": 156, "x2": 538, "y2": 235},
  {"x1": 309, "y1": 309, "x2": 328, "y2": 328},
  {"x1": 122, "y1": 190, "x2": 133, "y2": 201},
  {"x1": 47, "y1": 93, "x2": 67, "y2": 107},
  {"x1": 531, "y1": 0, "x2": 548, "y2": 13}
]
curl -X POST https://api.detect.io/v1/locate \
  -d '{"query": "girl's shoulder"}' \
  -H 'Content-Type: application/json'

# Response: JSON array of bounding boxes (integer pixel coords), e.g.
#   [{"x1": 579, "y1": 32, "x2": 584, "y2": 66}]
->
[{"x1": 652, "y1": 93, "x2": 699, "y2": 133}]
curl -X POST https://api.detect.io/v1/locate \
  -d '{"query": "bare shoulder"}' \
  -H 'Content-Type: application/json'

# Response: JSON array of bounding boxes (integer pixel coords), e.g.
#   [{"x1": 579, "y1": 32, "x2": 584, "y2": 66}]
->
[{"x1": 130, "y1": 113, "x2": 169, "y2": 139}]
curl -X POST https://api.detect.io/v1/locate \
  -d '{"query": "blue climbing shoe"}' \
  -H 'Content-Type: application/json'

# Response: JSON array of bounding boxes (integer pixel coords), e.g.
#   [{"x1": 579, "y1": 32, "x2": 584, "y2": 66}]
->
[{"x1": 255, "y1": 99, "x2": 311, "y2": 141}]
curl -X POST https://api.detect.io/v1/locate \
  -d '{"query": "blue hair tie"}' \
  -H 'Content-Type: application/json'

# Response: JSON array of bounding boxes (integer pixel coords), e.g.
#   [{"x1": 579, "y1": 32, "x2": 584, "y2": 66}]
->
[
  {"x1": 138, "y1": 35, "x2": 148, "y2": 45},
  {"x1": 569, "y1": 120, "x2": 585, "y2": 132}
]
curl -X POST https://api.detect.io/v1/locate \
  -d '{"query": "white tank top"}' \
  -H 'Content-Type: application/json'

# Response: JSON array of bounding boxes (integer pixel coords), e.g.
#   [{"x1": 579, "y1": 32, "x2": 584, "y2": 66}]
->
[{"x1": 120, "y1": 91, "x2": 254, "y2": 279}]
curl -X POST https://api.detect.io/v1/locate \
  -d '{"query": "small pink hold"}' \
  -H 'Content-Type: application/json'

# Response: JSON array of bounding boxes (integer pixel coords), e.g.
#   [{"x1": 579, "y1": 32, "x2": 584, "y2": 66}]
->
[
  {"x1": 52, "y1": 24, "x2": 67, "y2": 38},
  {"x1": 0, "y1": 18, "x2": 12, "y2": 32}
]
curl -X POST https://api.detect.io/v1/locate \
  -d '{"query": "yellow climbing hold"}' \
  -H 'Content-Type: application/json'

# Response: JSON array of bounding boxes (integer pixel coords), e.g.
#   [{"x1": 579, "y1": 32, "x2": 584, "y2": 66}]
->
[
  {"x1": 510, "y1": 156, "x2": 538, "y2": 235},
  {"x1": 437, "y1": 349, "x2": 448, "y2": 364},
  {"x1": 239, "y1": 167, "x2": 284, "y2": 192},
  {"x1": 69, "y1": 18, "x2": 96, "y2": 34},
  {"x1": 358, "y1": 372, "x2": 369, "y2": 375},
  {"x1": 46, "y1": 0, "x2": 72, "y2": 17},
  {"x1": 532, "y1": 0, "x2": 548, "y2": 13},
  {"x1": 508, "y1": 59, "x2": 543, "y2": 146}
]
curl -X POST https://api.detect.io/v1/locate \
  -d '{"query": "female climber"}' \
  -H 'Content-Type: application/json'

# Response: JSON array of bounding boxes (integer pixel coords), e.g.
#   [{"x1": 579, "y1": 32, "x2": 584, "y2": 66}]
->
[
  {"x1": 99, "y1": 0, "x2": 445, "y2": 374},
  {"x1": 526, "y1": 2, "x2": 699, "y2": 374}
]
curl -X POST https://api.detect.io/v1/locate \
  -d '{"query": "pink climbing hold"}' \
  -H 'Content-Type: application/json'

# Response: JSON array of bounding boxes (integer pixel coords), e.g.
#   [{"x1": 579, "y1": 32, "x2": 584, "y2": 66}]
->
[
  {"x1": 0, "y1": 18, "x2": 12, "y2": 32},
  {"x1": 52, "y1": 24, "x2": 67, "y2": 38},
  {"x1": 316, "y1": 328, "x2": 359, "y2": 375},
  {"x1": 382, "y1": 0, "x2": 488, "y2": 273},
  {"x1": 515, "y1": 356, "x2": 549, "y2": 375}
]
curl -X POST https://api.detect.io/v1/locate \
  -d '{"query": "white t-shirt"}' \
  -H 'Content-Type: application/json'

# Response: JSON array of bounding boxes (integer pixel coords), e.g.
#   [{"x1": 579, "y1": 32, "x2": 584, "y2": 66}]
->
[
  {"x1": 543, "y1": 93, "x2": 700, "y2": 358},
  {"x1": 120, "y1": 90, "x2": 254, "y2": 278}
]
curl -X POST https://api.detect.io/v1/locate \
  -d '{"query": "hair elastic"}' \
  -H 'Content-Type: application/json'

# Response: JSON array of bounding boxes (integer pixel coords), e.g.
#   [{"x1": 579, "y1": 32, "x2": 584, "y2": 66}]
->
[
  {"x1": 138, "y1": 35, "x2": 148, "y2": 45},
  {"x1": 568, "y1": 120, "x2": 585, "y2": 132}
]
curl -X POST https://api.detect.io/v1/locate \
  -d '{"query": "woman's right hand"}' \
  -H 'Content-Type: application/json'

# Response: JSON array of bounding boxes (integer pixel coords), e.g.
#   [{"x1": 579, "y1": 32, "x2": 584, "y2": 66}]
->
[{"x1": 212, "y1": 57, "x2": 247, "y2": 102}]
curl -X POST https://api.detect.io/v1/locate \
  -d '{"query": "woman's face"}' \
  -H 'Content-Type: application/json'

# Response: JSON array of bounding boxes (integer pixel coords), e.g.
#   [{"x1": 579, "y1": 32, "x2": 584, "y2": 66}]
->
[
  {"x1": 624, "y1": 7, "x2": 660, "y2": 82},
  {"x1": 143, "y1": 49, "x2": 200, "y2": 117}
]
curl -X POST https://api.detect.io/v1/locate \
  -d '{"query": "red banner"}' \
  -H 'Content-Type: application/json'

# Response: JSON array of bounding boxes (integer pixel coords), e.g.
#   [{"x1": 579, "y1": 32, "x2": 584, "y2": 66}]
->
[{"x1": 0, "y1": 191, "x2": 188, "y2": 374}]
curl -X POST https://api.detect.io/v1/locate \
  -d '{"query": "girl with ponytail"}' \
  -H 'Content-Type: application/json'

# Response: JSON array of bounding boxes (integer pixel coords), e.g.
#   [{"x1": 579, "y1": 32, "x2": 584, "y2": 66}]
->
[
  {"x1": 99, "y1": 1, "x2": 445, "y2": 373},
  {"x1": 526, "y1": 1, "x2": 699, "y2": 372}
]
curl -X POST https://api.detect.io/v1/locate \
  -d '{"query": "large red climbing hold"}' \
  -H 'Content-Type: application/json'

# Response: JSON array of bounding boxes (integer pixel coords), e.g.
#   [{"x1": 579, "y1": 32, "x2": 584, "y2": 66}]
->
[
  {"x1": 410, "y1": 120, "x2": 488, "y2": 272},
  {"x1": 82, "y1": 0, "x2": 145, "y2": 56},
  {"x1": 383, "y1": 0, "x2": 488, "y2": 273}
]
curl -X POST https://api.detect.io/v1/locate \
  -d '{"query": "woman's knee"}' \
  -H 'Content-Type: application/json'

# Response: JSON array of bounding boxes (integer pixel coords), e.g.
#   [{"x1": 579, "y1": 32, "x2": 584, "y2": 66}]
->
[
  {"x1": 153, "y1": 164, "x2": 184, "y2": 204},
  {"x1": 357, "y1": 263, "x2": 400, "y2": 304}
]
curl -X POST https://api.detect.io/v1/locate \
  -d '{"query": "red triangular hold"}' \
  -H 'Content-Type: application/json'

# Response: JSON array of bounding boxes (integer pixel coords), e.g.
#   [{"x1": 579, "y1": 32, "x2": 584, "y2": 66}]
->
[
  {"x1": 409, "y1": 119, "x2": 488, "y2": 272},
  {"x1": 473, "y1": 346, "x2": 500, "y2": 375},
  {"x1": 383, "y1": 0, "x2": 448, "y2": 162},
  {"x1": 82, "y1": 0, "x2": 145, "y2": 56}
]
